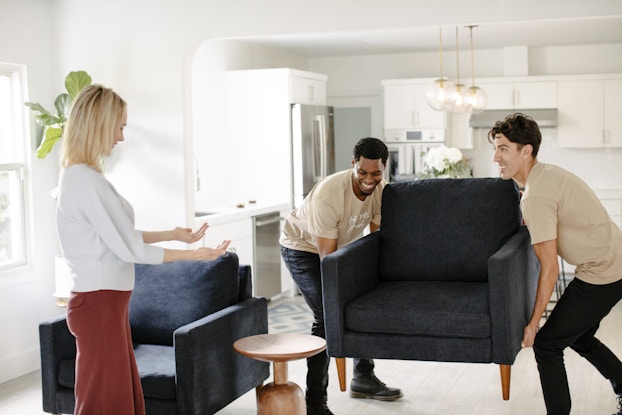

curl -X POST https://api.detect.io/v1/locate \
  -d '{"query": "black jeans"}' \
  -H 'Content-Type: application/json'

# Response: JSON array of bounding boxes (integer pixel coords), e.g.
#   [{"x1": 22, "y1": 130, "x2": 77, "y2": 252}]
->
[
  {"x1": 533, "y1": 277, "x2": 622, "y2": 415},
  {"x1": 280, "y1": 246, "x2": 375, "y2": 405}
]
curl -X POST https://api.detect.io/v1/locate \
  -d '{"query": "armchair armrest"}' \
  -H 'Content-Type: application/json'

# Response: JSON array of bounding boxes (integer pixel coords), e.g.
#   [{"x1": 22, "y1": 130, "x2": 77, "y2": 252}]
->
[
  {"x1": 238, "y1": 264, "x2": 252, "y2": 302},
  {"x1": 488, "y1": 226, "x2": 540, "y2": 364},
  {"x1": 173, "y1": 296, "x2": 270, "y2": 415},
  {"x1": 39, "y1": 314, "x2": 76, "y2": 413},
  {"x1": 321, "y1": 231, "x2": 381, "y2": 356}
]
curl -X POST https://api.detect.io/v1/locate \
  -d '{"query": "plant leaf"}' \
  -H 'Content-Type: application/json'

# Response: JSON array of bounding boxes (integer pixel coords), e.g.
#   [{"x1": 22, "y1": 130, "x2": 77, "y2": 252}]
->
[
  {"x1": 54, "y1": 93, "x2": 72, "y2": 120},
  {"x1": 36, "y1": 126, "x2": 63, "y2": 159},
  {"x1": 34, "y1": 113, "x2": 62, "y2": 127},
  {"x1": 65, "y1": 71, "x2": 92, "y2": 99},
  {"x1": 24, "y1": 101, "x2": 50, "y2": 115}
]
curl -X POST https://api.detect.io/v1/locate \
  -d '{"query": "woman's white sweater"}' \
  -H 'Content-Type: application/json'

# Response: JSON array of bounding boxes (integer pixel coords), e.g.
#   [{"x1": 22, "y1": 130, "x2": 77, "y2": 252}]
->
[{"x1": 56, "y1": 164, "x2": 164, "y2": 292}]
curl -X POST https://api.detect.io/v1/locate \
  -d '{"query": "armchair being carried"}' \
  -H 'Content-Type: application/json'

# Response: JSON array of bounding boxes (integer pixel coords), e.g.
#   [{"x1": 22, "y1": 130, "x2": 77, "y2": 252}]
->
[{"x1": 321, "y1": 178, "x2": 539, "y2": 400}]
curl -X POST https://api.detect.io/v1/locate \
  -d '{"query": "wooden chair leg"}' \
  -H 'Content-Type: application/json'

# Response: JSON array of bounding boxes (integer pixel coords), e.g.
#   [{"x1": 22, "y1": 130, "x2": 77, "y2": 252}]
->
[
  {"x1": 500, "y1": 364, "x2": 511, "y2": 400},
  {"x1": 336, "y1": 357, "x2": 346, "y2": 392}
]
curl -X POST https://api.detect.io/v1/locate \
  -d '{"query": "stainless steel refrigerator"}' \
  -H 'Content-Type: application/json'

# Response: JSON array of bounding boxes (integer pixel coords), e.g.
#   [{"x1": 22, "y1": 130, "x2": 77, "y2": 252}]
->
[{"x1": 291, "y1": 103, "x2": 335, "y2": 208}]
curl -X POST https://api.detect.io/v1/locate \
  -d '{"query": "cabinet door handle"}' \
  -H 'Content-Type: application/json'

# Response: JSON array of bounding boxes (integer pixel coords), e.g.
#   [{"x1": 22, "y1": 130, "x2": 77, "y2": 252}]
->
[{"x1": 255, "y1": 216, "x2": 283, "y2": 227}]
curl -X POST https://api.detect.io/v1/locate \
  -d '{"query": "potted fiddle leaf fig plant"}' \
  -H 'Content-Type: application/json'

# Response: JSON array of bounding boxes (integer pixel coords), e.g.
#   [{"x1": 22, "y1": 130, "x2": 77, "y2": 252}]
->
[{"x1": 25, "y1": 70, "x2": 92, "y2": 159}]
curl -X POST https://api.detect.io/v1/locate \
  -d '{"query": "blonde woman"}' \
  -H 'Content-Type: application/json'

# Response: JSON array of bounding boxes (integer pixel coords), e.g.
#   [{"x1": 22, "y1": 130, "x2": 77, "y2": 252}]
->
[{"x1": 56, "y1": 84, "x2": 230, "y2": 415}]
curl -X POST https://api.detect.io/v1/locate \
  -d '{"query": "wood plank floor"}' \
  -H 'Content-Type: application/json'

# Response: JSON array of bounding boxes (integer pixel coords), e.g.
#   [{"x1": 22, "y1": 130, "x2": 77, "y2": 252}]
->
[{"x1": 2, "y1": 299, "x2": 621, "y2": 415}]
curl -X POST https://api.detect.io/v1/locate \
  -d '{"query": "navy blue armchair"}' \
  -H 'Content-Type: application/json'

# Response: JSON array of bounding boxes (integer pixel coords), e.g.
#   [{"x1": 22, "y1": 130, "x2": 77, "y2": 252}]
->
[
  {"x1": 39, "y1": 253, "x2": 269, "y2": 414},
  {"x1": 321, "y1": 178, "x2": 539, "y2": 400}
]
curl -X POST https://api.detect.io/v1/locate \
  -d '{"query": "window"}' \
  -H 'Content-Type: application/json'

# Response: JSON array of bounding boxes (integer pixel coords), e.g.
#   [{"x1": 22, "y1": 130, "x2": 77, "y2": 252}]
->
[{"x1": 0, "y1": 64, "x2": 28, "y2": 270}]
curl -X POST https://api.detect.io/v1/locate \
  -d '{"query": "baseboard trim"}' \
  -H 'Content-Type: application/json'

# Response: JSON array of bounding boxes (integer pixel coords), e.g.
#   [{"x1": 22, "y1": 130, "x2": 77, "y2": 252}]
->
[{"x1": 0, "y1": 346, "x2": 40, "y2": 384}]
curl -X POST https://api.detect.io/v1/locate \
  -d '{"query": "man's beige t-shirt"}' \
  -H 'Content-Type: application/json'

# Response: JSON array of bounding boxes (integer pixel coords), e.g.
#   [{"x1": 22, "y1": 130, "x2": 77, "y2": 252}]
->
[
  {"x1": 279, "y1": 169, "x2": 385, "y2": 254},
  {"x1": 521, "y1": 162, "x2": 622, "y2": 285}
]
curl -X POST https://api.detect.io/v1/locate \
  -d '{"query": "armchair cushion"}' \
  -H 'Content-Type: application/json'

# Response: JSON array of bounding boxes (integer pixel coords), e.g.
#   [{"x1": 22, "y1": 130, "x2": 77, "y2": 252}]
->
[
  {"x1": 346, "y1": 280, "x2": 490, "y2": 339},
  {"x1": 57, "y1": 345, "x2": 177, "y2": 400},
  {"x1": 135, "y1": 345, "x2": 176, "y2": 400},
  {"x1": 130, "y1": 258, "x2": 240, "y2": 346},
  {"x1": 378, "y1": 178, "x2": 521, "y2": 282}
]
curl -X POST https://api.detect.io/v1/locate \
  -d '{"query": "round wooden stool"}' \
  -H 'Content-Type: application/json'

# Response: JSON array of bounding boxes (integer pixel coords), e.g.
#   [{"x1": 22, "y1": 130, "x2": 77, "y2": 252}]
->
[{"x1": 233, "y1": 333, "x2": 326, "y2": 415}]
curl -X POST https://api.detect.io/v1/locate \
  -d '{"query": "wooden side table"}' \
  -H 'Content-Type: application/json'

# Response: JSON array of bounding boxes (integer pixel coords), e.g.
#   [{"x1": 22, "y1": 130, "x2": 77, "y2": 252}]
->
[{"x1": 233, "y1": 333, "x2": 326, "y2": 415}]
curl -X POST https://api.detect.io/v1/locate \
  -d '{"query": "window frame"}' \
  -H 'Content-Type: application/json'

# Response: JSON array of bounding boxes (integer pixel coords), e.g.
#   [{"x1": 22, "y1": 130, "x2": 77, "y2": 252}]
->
[{"x1": 0, "y1": 62, "x2": 32, "y2": 277}]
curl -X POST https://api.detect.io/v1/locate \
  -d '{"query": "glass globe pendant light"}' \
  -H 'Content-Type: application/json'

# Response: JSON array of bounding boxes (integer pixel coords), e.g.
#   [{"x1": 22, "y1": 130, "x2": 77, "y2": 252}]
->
[
  {"x1": 466, "y1": 25, "x2": 488, "y2": 114},
  {"x1": 426, "y1": 27, "x2": 456, "y2": 111},
  {"x1": 450, "y1": 26, "x2": 472, "y2": 113}
]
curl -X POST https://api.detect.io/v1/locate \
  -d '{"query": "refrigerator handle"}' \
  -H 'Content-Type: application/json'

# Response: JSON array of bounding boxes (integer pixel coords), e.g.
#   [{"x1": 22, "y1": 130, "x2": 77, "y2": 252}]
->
[
  {"x1": 313, "y1": 114, "x2": 326, "y2": 181},
  {"x1": 318, "y1": 114, "x2": 327, "y2": 178}
]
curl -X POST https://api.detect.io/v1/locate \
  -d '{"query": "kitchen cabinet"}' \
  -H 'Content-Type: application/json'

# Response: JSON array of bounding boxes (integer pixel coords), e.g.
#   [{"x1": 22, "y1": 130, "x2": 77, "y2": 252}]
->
[
  {"x1": 201, "y1": 217, "x2": 254, "y2": 268},
  {"x1": 602, "y1": 199, "x2": 622, "y2": 229},
  {"x1": 290, "y1": 75, "x2": 327, "y2": 105},
  {"x1": 558, "y1": 78, "x2": 622, "y2": 148},
  {"x1": 478, "y1": 81, "x2": 557, "y2": 110},
  {"x1": 223, "y1": 68, "x2": 328, "y2": 204},
  {"x1": 596, "y1": 190, "x2": 622, "y2": 230},
  {"x1": 195, "y1": 202, "x2": 295, "y2": 298},
  {"x1": 382, "y1": 80, "x2": 447, "y2": 131}
]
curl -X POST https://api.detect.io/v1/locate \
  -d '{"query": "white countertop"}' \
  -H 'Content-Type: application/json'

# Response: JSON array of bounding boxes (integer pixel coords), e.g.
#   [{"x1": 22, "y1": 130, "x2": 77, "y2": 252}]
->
[{"x1": 195, "y1": 201, "x2": 291, "y2": 226}]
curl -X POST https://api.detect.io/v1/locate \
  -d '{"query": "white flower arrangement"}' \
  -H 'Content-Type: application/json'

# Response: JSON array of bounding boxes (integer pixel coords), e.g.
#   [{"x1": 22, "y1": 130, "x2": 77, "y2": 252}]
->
[{"x1": 419, "y1": 145, "x2": 472, "y2": 179}]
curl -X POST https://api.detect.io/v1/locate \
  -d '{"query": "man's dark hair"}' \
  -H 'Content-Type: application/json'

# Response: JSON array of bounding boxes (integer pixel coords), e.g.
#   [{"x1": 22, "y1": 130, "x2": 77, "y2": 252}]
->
[
  {"x1": 353, "y1": 137, "x2": 388, "y2": 165},
  {"x1": 488, "y1": 113, "x2": 542, "y2": 157}
]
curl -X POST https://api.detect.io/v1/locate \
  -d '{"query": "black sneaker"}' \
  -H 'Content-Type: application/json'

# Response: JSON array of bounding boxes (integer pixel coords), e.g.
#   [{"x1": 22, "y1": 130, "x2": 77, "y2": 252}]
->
[
  {"x1": 307, "y1": 402, "x2": 335, "y2": 415},
  {"x1": 614, "y1": 395, "x2": 622, "y2": 415},
  {"x1": 350, "y1": 374, "x2": 403, "y2": 401}
]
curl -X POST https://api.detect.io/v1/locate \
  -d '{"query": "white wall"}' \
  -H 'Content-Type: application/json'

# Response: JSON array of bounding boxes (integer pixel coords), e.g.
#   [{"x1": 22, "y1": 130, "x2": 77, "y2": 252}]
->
[
  {"x1": 1, "y1": 0, "x2": 621, "y2": 382},
  {"x1": 0, "y1": 0, "x2": 63, "y2": 383}
]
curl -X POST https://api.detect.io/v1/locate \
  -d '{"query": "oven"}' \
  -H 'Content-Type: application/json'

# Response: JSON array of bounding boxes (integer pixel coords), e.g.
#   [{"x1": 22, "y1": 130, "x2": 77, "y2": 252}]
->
[{"x1": 384, "y1": 129, "x2": 445, "y2": 182}]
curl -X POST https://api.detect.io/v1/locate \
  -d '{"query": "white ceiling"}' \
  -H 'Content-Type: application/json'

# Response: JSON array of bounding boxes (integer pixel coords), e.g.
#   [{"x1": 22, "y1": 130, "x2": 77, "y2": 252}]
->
[{"x1": 240, "y1": 16, "x2": 622, "y2": 58}]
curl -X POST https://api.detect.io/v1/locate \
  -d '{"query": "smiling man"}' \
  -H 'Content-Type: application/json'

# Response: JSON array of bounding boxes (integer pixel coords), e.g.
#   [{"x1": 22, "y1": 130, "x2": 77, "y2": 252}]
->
[
  {"x1": 489, "y1": 113, "x2": 622, "y2": 415},
  {"x1": 280, "y1": 137, "x2": 402, "y2": 415}
]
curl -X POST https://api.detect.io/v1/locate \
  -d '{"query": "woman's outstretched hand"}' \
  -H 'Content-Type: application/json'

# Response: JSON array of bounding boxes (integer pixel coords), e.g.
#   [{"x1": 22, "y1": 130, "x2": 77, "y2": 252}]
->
[
  {"x1": 173, "y1": 223, "x2": 209, "y2": 244},
  {"x1": 194, "y1": 240, "x2": 231, "y2": 260}
]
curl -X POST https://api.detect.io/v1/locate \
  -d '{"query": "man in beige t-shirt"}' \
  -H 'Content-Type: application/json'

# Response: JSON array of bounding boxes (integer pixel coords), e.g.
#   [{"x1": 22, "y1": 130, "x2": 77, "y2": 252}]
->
[
  {"x1": 490, "y1": 113, "x2": 622, "y2": 415},
  {"x1": 280, "y1": 137, "x2": 402, "y2": 415}
]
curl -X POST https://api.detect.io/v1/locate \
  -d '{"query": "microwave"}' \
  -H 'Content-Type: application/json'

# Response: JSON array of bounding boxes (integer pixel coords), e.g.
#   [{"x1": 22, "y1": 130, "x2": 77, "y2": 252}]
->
[{"x1": 384, "y1": 129, "x2": 445, "y2": 143}]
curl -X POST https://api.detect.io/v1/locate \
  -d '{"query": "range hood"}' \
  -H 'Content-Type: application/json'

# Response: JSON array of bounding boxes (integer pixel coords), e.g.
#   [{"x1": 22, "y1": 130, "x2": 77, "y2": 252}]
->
[{"x1": 469, "y1": 109, "x2": 558, "y2": 129}]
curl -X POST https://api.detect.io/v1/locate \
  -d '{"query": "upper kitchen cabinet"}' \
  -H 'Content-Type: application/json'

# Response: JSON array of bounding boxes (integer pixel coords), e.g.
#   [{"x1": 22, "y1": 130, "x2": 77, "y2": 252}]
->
[
  {"x1": 290, "y1": 75, "x2": 327, "y2": 105},
  {"x1": 478, "y1": 80, "x2": 557, "y2": 110},
  {"x1": 382, "y1": 79, "x2": 447, "y2": 132},
  {"x1": 223, "y1": 68, "x2": 328, "y2": 204},
  {"x1": 558, "y1": 77, "x2": 622, "y2": 148},
  {"x1": 227, "y1": 68, "x2": 327, "y2": 106}
]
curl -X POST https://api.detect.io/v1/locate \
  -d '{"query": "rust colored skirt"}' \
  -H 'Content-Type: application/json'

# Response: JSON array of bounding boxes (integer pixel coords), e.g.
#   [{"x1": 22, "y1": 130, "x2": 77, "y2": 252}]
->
[{"x1": 67, "y1": 289, "x2": 145, "y2": 415}]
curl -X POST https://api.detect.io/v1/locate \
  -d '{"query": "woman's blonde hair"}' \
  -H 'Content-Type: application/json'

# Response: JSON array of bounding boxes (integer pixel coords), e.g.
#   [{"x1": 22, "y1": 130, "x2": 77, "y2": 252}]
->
[{"x1": 61, "y1": 84, "x2": 126, "y2": 172}]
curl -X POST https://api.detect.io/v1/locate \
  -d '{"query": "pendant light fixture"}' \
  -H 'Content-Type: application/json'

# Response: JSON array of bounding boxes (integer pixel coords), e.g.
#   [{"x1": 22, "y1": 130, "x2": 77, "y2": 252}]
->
[
  {"x1": 450, "y1": 26, "x2": 472, "y2": 113},
  {"x1": 466, "y1": 25, "x2": 487, "y2": 114},
  {"x1": 426, "y1": 27, "x2": 455, "y2": 111}
]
